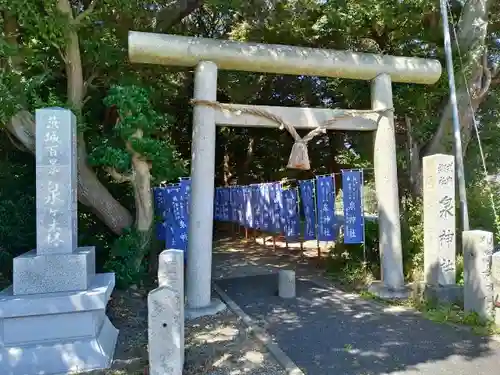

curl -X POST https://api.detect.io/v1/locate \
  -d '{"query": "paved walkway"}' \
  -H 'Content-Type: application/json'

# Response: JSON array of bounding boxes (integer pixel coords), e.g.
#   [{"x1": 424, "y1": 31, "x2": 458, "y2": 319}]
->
[{"x1": 212, "y1": 237, "x2": 500, "y2": 375}]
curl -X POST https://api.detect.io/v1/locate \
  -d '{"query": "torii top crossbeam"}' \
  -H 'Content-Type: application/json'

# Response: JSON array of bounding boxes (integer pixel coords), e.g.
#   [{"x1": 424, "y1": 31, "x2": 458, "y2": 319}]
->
[{"x1": 129, "y1": 31, "x2": 441, "y2": 85}]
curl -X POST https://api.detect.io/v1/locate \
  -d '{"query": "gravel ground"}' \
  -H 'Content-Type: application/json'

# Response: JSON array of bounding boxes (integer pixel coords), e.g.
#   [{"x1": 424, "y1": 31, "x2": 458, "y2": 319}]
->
[
  {"x1": 184, "y1": 309, "x2": 286, "y2": 375},
  {"x1": 82, "y1": 287, "x2": 285, "y2": 375}
]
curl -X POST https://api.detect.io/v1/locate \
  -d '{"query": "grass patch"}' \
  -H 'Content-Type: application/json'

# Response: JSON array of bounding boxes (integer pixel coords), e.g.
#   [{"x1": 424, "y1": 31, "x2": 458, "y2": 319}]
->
[{"x1": 360, "y1": 291, "x2": 500, "y2": 336}]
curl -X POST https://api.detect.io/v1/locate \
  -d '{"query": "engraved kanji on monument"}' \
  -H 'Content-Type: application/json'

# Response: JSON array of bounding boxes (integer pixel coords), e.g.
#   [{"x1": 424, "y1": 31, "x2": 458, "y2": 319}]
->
[
  {"x1": 423, "y1": 154, "x2": 456, "y2": 285},
  {"x1": 464, "y1": 230, "x2": 494, "y2": 320},
  {"x1": 35, "y1": 108, "x2": 78, "y2": 255}
]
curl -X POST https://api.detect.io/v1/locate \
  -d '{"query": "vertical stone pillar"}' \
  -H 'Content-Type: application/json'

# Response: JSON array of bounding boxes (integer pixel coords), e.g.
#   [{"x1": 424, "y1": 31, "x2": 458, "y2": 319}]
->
[
  {"x1": 186, "y1": 61, "x2": 226, "y2": 318},
  {"x1": 370, "y1": 73, "x2": 404, "y2": 292},
  {"x1": 423, "y1": 154, "x2": 456, "y2": 285},
  {"x1": 491, "y1": 252, "x2": 500, "y2": 326},
  {"x1": 148, "y1": 249, "x2": 184, "y2": 375},
  {"x1": 463, "y1": 230, "x2": 494, "y2": 320}
]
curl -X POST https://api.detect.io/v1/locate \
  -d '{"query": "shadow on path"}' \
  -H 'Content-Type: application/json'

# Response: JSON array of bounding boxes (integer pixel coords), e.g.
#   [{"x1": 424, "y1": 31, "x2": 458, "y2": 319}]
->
[{"x1": 216, "y1": 273, "x2": 500, "y2": 375}]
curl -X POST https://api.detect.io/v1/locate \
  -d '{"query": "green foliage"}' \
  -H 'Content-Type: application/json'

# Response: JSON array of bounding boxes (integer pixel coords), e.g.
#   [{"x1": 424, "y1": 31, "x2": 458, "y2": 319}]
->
[
  {"x1": 89, "y1": 85, "x2": 186, "y2": 182},
  {"x1": 326, "y1": 220, "x2": 380, "y2": 288},
  {"x1": 467, "y1": 178, "x2": 500, "y2": 243},
  {"x1": 1, "y1": 0, "x2": 500, "y2": 290},
  {"x1": 0, "y1": 139, "x2": 36, "y2": 279},
  {"x1": 400, "y1": 195, "x2": 425, "y2": 281},
  {"x1": 104, "y1": 228, "x2": 148, "y2": 289}
]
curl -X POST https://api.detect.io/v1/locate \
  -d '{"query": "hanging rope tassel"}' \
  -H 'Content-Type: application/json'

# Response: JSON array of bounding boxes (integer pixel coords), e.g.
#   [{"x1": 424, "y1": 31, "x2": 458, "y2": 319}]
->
[{"x1": 190, "y1": 99, "x2": 391, "y2": 171}]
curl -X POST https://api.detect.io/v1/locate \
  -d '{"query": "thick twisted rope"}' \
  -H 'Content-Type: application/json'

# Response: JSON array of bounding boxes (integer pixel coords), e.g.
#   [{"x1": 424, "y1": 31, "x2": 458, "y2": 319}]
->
[{"x1": 191, "y1": 99, "x2": 393, "y2": 170}]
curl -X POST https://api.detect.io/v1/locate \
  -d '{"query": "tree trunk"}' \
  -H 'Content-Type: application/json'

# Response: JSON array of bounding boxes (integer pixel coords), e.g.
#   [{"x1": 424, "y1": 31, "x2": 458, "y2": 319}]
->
[
  {"x1": 128, "y1": 128, "x2": 154, "y2": 273},
  {"x1": 5, "y1": 1, "x2": 134, "y2": 235},
  {"x1": 241, "y1": 136, "x2": 255, "y2": 184},
  {"x1": 411, "y1": 0, "x2": 493, "y2": 194}
]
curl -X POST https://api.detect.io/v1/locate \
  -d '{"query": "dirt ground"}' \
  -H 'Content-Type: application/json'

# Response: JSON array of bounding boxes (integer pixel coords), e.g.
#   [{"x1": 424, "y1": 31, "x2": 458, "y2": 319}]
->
[
  {"x1": 87, "y1": 286, "x2": 285, "y2": 375},
  {"x1": 85, "y1": 233, "x2": 333, "y2": 375}
]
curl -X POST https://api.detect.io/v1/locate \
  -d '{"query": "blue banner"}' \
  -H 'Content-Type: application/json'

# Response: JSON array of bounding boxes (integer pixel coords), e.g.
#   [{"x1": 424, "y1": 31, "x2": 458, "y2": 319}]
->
[
  {"x1": 244, "y1": 186, "x2": 254, "y2": 228},
  {"x1": 223, "y1": 188, "x2": 231, "y2": 221},
  {"x1": 252, "y1": 185, "x2": 262, "y2": 229},
  {"x1": 214, "y1": 187, "x2": 220, "y2": 221},
  {"x1": 180, "y1": 178, "x2": 191, "y2": 219},
  {"x1": 154, "y1": 187, "x2": 167, "y2": 241},
  {"x1": 342, "y1": 170, "x2": 365, "y2": 244},
  {"x1": 261, "y1": 184, "x2": 272, "y2": 232},
  {"x1": 316, "y1": 175, "x2": 336, "y2": 241},
  {"x1": 270, "y1": 183, "x2": 283, "y2": 233},
  {"x1": 299, "y1": 180, "x2": 316, "y2": 240},
  {"x1": 165, "y1": 185, "x2": 188, "y2": 251},
  {"x1": 282, "y1": 188, "x2": 299, "y2": 240},
  {"x1": 230, "y1": 187, "x2": 237, "y2": 223}
]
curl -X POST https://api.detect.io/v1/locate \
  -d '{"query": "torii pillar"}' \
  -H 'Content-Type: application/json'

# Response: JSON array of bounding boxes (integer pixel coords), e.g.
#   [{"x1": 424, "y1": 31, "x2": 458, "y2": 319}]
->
[{"x1": 129, "y1": 31, "x2": 442, "y2": 313}]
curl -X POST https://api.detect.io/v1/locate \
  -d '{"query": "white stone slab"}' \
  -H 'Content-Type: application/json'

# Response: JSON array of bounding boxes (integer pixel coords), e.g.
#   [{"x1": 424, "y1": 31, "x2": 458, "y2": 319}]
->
[
  {"x1": 148, "y1": 249, "x2": 184, "y2": 375},
  {"x1": 12, "y1": 246, "x2": 96, "y2": 295},
  {"x1": 464, "y1": 230, "x2": 494, "y2": 320},
  {"x1": 0, "y1": 272, "x2": 114, "y2": 318},
  {"x1": 0, "y1": 315, "x2": 117, "y2": 375},
  {"x1": 423, "y1": 154, "x2": 456, "y2": 285},
  {"x1": 148, "y1": 287, "x2": 183, "y2": 375},
  {"x1": 3, "y1": 309, "x2": 105, "y2": 346}
]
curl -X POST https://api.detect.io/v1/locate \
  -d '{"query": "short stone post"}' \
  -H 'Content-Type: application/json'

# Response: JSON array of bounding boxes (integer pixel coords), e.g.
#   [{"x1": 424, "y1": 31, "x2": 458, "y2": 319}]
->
[
  {"x1": 463, "y1": 231, "x2": 494, "y2": 321},
  {"x1": 148, "y1": 249, "x2": 184, "y2": 375},
  {"x1": 279, "y1": 270, "x2": 296, "y2": 298},
  {"x1": 423, "y1": 154, "x2": 456, "y2": 286},
  {"x1": 492, "y1": 251, "x2": 500, "y2": 326}
]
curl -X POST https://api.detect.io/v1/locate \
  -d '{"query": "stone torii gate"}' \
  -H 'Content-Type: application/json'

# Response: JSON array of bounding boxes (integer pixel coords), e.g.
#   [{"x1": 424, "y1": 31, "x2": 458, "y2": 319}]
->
[{"x1": 129, "y1": 31, "x2": 442, "y2": 315}]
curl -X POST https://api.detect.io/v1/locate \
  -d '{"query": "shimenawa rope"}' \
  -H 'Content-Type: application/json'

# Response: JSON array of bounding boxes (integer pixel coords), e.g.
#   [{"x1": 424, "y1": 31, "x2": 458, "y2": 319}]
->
[{"x1": 190, "y1": 99, "x2": 393, "y2": 170}]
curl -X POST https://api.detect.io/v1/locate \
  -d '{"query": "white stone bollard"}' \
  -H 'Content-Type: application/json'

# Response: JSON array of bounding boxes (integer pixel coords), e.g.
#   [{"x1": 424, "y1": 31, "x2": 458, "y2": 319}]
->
[
  {"x1": 463, "y1": 231, "x2": 494, "y2": 321},
  {"x1": 148, "y1": 249, "x2": 184, "y2": 375},
  {"x1": 491, "y1": 251, "x2": 500, "y2": 326},
  {"x1": 279, "y1": 270, "x2": 296, "y2": 298}
]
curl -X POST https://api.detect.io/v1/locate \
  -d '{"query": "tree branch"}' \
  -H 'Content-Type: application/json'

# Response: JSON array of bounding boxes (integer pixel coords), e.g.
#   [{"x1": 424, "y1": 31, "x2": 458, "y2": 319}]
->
[
  {"x1": 105, "y1": 167, "x2": 133, "y2": 183},
  {"x1": 74, "y1": 0, "x2": 98, "y2": 25},
  {"x1": 155, "y1": 0, "x2": 205, "y2": 30}
]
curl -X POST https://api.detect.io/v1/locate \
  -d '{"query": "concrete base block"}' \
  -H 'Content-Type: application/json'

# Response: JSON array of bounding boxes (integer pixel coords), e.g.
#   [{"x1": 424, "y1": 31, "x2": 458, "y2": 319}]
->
[
  {"x1": 411, "y1": 282, "x2": 463, "y2": 306},
  {"x1": 0, "y1": 273, "x2": 118, "y2": 375},
  {"x1": 13, "y1": 246, "x2": 96, "y2": 295},
  {"x1": 278, "y1": 270, "x2": 296, "y2": 299},
  {"x1": 368, "y1": 281, "x2": 410, "y2": 300},
  {"x1": 185, "y1": 298, "x2": 226, "y2": 320}
]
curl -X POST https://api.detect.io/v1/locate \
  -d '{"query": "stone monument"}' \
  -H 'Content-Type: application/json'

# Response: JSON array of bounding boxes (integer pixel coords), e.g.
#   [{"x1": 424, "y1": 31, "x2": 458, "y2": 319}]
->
[
  {"x1": 464, "y1": 230, "x2": 494, "y2": 320},
  {"x1": 0, "y1": 108, "x2": 118, "y2": 375},
  {"x1": 421, "y1": 154, "x2": 462, "y2": 304},
  {"x1": 423, "y1": 154, "x2": 456, "y2": 285},
  {"x1": 148, "y1": 249, "x2": 184, "y2": 375}
]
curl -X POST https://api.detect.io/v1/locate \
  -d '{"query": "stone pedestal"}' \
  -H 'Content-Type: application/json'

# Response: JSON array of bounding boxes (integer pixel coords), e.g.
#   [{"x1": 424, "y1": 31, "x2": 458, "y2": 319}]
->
[
  {"x1": 0, "y1": 274, "x2": 117, "y2": 374},
  {"x1": 0, "y1": 108, "x2": 117, "y2": 375},
  {"x1": 463, "y1": 230, "x2": 494, "y2": 320}
]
